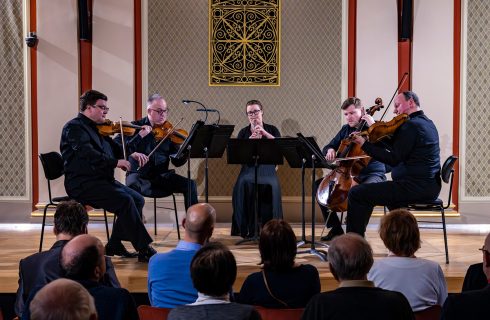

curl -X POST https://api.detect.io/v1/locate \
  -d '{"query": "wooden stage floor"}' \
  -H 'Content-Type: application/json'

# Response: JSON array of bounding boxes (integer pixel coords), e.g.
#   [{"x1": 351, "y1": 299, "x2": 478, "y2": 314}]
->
[{"x1": 0, "y1": 222, "x2": 488, "y2": 294}]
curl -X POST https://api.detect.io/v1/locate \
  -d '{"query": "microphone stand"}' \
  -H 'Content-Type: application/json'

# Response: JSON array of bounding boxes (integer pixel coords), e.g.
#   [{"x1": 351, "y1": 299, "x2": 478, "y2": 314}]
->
[{"x1": 183, "y1": 100, "x2": 209, "y2": 123}]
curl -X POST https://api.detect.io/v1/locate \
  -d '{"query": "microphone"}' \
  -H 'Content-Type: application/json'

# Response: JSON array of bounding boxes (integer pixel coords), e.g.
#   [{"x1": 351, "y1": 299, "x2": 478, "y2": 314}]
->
[{"x1": 196, "y1": 108, "x2": 218, "y2": 112}]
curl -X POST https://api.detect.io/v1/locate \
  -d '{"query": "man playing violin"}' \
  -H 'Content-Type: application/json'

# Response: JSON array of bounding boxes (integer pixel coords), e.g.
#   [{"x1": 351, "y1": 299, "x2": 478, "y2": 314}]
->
[
  {"x1": 316, "y1": 97, "x2": 386, "y2": 241},
  {"x1": 60, "y1": 90, "x2": 156, "y2": 262},
  {"x1": 348, "y1": 91, "x2": 441, "y2": 237},
  {"x1": 114, "y1": 93, "x2": 198, "y2": 211}
]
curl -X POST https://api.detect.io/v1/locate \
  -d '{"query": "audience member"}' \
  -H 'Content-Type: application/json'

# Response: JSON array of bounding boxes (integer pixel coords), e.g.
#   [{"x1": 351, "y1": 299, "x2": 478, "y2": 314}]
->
[
  {"x1": 462, "y1": 262, "x2": 487, "y2": 292},
  {"x1": 148, "y1": 203, "x2": 216, "y2": 307},
  {"x1": 368, "y1": 209, "x2": 447, "y2": 311},
  {"x1": 441, "y1": 232, "x2": 490, "y2": 319},
  {"x1": 238, "y1": 219, "x2": 320, "y2": 308},
  {"x1": 29, "y1": 278, "x2": 97, "y2": 320},
  {"x1": 168, "y1": 242, "x2": 261, "y2": 320},
  {"x1": 302, "y1": 233, "x2": 414, "y2": 320},
  {"x1": 15, "y1": 200, "x2": 119, "y2": 317}
]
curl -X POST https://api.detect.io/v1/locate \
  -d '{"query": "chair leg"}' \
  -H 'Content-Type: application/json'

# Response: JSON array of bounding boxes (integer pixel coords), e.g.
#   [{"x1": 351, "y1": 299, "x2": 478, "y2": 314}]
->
[
  {"x1": 441, "y1": 207, "x2": 449, "y2": 264},
  {"x1": 154, "y1": 198, "x2": 157, "y2": 236},
  {"x1": 172, "y1": 194, "x2": 180, "y2": 240},
  {"x1": 104, "y1": 209, "x2": 110, "y2": 242},
  {"x1": 39, "y1": 204, "x2": 51, "y2": 252}
]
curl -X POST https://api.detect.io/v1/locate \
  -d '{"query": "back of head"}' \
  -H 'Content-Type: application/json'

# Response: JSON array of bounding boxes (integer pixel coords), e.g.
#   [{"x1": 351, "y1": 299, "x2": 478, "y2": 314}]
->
[
  {"x1": 61, "y1": 234, "x2": 105, "y2": 281},
  {"x1": 184, "y1": 203, "x2": 216, "y2": 244},
  {"x1": 30, "y1": 278, "x2": 97, "y2": 320},
  {"x1": 54, "y1": 200, "x2": 89, "y2": 237},
  {"x1": 259, "y1": 219, "x2": 297, "y2": 272},
  {"x1": 328, "y1": 233, "x2": 373, "y2": 281},
  {"x1": 79, "y1": 90, "x2": 107, "y2": 112},
  {"x1": 191, "y1": 242, "x2": 237, "y2": 297},
  {"x1": 379, "y1": 209, "x2": 420, "y2": 257}
]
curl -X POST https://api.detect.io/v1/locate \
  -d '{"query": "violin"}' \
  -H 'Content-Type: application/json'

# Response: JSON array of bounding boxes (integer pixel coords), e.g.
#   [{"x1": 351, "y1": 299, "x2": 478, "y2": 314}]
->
[
  {"x1": 97, "y1": 120, "x2": 142, "y2": 136},
  {"x1": 360, "y1": 113, "x2": 408, "y2": 143},
  {"x1": 152, "y1": 121, "x2": 189, "y2": 144}
]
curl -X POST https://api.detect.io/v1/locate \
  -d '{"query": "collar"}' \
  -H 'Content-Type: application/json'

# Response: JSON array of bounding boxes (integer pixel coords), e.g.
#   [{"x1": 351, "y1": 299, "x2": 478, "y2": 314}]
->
[
  {"x1": 409, "y1": 110, "x2": 424, "y2": 119},
  {"x1": 176, "y1": 240, "x2": 202, "y2": 251},
  {"x1": 338, "y1": 280, "x2": 375, "y2": 288},
  {"x1": 50, "y1": 239, "x2": 70, "y2": 249},
  {"x1": 78, "y1": 112, "x2": 98, "y2": 129},
  {"x1": 191, "y1": 292, "x2": 230, "y2": 305}
]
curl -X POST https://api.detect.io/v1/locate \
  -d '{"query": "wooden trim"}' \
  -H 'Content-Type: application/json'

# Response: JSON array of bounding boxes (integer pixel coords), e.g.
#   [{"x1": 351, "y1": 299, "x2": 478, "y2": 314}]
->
[
  {"x1": 30, "y1": 0, "x2": 38, "y2": 210},
  {"x1": 79, "y1": 0, "x2": 93, "y2": 93},
  {"x1": 452, "y1": 0, "x2": 461, "y2": 209},
  {"x1": 134, "y1": 0, "x2": 142, "y2": 120},
  {"x1": 347, "y1": 0, "x2": 356, "y2": 96},
  {"x1": 397, "y1": 40, "x2": 411, "y2": 91}
]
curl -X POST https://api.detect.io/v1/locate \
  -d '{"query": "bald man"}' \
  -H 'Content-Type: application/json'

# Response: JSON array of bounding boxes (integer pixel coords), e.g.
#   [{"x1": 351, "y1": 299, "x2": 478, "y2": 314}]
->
[
  {"x1": 148, "y1": 203, "x2": 216, "y2": 308},
  {"x1": 302, "y1": 234, "x2": 413, "y2": 320},
  {"x1": 30, "y1": 279, "x2": 97, "y2": 320},
  {"x1": 442, "y1": 233, "x2": 490, "y2": 320}
]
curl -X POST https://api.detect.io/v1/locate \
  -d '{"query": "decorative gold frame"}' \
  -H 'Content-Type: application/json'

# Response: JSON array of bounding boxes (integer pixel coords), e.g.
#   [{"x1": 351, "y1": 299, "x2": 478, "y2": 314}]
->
[{"x1": 209, "y1": 0, "x2": 280, "y2": 86}]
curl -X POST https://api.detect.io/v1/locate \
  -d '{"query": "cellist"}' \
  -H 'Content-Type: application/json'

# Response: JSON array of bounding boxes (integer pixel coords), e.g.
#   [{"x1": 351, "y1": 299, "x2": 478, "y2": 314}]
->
[
  {"x1": 347, "y1": 91, "x2": 441, "y2": 237},
  {"x1": 316, "y1": 97, "x2": 386, "y2": 241}
]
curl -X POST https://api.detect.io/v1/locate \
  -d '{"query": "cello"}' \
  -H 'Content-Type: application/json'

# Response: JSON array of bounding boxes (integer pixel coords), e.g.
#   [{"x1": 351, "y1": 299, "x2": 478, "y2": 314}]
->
[{"x1": 316, "y1": 98, "x2": 384, "y2": 212}]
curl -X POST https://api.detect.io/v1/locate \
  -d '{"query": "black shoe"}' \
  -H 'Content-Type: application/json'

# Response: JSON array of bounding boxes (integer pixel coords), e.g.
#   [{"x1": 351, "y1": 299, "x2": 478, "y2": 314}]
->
[
  {"x1": 105, "y1": 241, "x2": 138, "y2": 258},
  {"x1": 138, "y1": 245, "x2": 157, "y2": 262},
  {"x1": 321, "y1": 227, "x2": 345, "y2": 242}
]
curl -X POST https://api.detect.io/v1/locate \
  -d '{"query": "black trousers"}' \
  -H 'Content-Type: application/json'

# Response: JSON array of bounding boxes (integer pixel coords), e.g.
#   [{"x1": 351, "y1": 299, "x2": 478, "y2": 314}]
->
[
  {"x1": 67, "y1": 179, "x2": 152, "y2": 251},
  {"x1": 315, "y1": 174, "x2": 386, "y2": 229},
  {"x1": 346, "y1": 178, "x2": 441, "y2": 236}
]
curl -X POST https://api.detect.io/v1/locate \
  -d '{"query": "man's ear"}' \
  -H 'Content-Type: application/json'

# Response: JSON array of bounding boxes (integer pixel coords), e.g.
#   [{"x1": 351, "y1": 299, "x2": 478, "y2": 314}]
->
[
  {"x1": 94, "y1": 265, "x2": 103, "y2": 281},
  {"x1": 182, "y1": 218, "x2": 186, "y2": 229}
]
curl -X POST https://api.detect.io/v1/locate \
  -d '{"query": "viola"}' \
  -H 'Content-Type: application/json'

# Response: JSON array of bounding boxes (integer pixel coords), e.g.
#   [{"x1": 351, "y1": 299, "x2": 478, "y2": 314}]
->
[
  {"x1": 360, "y1": 113, "x2": 408, "y2": 143},
  {"x1": 97, "y1": 120, "x2": 142, "y2": 136},
  {"x1": 152, "y1": 121, "x2": 188, "y2": 144}
]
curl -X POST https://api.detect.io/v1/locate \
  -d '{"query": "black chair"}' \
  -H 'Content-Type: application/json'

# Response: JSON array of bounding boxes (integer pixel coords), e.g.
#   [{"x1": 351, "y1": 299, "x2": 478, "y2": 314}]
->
[
  {"x1": 139, "y1": 189, "x2": 181, "y2": 239},
  {"x1": 38, "y1": 152, "x2": 110, "y2": 252},
  {"x1": 384, "y1": 155, "x2": 458, "y2": 264}
]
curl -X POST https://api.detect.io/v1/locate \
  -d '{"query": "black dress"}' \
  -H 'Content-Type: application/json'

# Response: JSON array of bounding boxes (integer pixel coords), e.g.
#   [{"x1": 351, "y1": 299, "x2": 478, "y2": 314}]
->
[{"x1": 231, "y1": 123, "x2": 283, "y2": 238}]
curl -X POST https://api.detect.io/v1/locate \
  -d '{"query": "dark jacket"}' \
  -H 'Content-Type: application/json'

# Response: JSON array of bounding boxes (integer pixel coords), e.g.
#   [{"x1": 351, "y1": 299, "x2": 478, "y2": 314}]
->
[{"x1": 442, "y1": 284, "x2": 490, "y2": 320}]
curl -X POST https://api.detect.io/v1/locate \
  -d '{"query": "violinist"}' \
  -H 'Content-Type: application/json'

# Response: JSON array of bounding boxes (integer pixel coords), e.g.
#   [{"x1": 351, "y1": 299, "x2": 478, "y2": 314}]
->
[
  {"x1": 316, "y1": 97, "x2": 387, "y2": 241},
  {"x1": 231, "y1": 100, "x2": 283, "y2": 238},
  {"x1": 60, "y1": 90, "x2": 156, "y2": 262},
  {"x1": 114, "y1": 93, "x2": 198, "y2": 211},
  {"x1": 348, "y1": 91, "x2": 441, "y2": 237}
]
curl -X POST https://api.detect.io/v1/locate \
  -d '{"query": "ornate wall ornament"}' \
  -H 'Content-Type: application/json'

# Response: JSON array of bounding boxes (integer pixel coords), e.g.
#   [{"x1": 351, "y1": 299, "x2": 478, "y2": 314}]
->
[{"x1": 209, "y1": 0, "x2": 280, "y2": 86}]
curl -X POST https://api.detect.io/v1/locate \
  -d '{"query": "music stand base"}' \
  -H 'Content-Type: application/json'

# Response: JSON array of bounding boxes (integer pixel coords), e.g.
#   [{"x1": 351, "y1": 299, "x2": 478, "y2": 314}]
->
[
  {"x1": 297, "y1": 248, "x2": 328, "y2": 261},
  {"x1": 236, "y1": 236, "x2": 259, "y2": 245}
]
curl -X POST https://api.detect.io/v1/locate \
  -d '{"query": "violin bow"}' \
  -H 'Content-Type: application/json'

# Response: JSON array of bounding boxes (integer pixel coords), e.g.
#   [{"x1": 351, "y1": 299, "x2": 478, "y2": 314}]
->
[
  {"x1": 119, "y1": 117, "x2": 127, "y2": 160},
  {"x1": 138, "y1": 117, "x2": 184, "y2": 171},
  {"x1": 379, "y1": 72, "x2": 409, "y2": 121}
]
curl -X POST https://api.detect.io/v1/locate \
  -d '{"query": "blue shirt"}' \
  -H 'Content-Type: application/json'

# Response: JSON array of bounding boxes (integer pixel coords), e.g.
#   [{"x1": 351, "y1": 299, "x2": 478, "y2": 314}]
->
[{"x1": 148, "y1": 241, "x2": 201, "y2": 308}]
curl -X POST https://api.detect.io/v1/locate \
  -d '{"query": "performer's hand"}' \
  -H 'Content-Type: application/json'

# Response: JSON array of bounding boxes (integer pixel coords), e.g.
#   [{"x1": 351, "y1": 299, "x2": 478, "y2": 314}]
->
[
  {"x1": 249, "y1": 129, "x2": 261, "y2": 139},
  {"x1": 117, "y1": 159, "x2": 131, "y2": 171},
  {"x1": 139, "y1": 125, "x2": 152, "y2": 138},
  {"x1": 361, "y1": 114, "x2": 375, "y2": 126},
  {"x1": 130, "y1": 152, "x2": 149, "y2": 167},
  {"x1": 325, "y1": 148, "x2": 336, "y2": 161},
  {"x1": 350, "y1": 132, "x2": 366, "y2": 146}
]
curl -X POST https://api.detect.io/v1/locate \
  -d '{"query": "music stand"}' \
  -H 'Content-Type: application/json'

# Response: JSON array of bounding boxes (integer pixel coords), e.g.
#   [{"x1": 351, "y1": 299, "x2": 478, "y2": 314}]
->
[
  {"x1": 291, "y1": 133, "x2": 335, "y2": 261},
  {"x1": 172, "y1": 120, "x2": 204, "y2": 208},
  {"x1": 227, "y1": 138, "x2": 284, "y2": 244}
]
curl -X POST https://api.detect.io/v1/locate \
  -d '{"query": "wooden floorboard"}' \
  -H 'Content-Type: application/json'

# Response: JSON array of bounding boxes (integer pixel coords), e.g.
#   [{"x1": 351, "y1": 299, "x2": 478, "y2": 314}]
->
[{"x1": 0, "y1": 223, "x2": 486, "y2": 294}]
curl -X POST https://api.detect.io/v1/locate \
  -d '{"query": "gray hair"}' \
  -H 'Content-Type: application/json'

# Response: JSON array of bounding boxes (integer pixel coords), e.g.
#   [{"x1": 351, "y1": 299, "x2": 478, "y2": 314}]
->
[
  {"x1": 30, "y1": 278, "x2": 97, "y2": 320},
  {"x1": 401, "y1": 91, "x2": 420, "y2": 107},
  {"x1": 328, "y1": 233, "x2": 374, "y2": 281},
  {"x1": 147, "y1": 93, "x2": 164, "y2": 107}
]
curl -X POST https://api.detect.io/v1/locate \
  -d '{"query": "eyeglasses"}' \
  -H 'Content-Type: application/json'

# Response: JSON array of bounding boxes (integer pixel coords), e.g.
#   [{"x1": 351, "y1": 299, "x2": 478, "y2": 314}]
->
[
  {"x1": 479, "y1": 247, "x2": 490, "y2": 254},
  {"x1": 246, "y1": 109, "x2": 262, "y2": 117},
  {"x1": 149, "y1": 108, "x2": 168, "y2": 116},
  {"x1": 93, "y1": 104, "x2": 109, "y2": 111}
]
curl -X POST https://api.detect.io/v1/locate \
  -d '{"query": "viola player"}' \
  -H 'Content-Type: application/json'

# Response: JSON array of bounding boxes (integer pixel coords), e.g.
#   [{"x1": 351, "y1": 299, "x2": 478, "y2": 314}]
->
[
  {"x1": 114, "y1": 93, "x2": 198, "y2": 211},
  {"x1": 60, "y1": 90, "x2": 156, "y2": 262},
  {"x1": 348, "y1": 91, "x2": 441, "y2": 237},
  {"x1": 316, "y1": 97, "x2": 386, "y2": 241}
]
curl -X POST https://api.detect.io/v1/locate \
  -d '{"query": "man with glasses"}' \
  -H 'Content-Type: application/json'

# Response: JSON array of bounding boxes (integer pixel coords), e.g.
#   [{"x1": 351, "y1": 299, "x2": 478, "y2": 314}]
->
[
  {"x1": 231, "y1": 99, "x2": 283, "y2": 238},
  {"x1": 60, "y1": 90, "x2": 156, "y2": 262},
  {"x1": 114, "y1": 93, "x2": 198, "y2": 211},
  {"x1": 441, "y1": 233, "x2": 490, "y2": 319}
]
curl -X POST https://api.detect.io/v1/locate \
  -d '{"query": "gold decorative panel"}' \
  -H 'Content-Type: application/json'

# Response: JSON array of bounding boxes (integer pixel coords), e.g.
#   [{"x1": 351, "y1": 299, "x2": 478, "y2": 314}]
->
[
  {"x1": 0, "y1": 0, "x2": 26, "y2": 198},
  {"x1": 464, "y1": 0, "x2": 490, "y2": 197},
  {"x1": 209, "y1": 0, "x2": 280, "y2": 86}
]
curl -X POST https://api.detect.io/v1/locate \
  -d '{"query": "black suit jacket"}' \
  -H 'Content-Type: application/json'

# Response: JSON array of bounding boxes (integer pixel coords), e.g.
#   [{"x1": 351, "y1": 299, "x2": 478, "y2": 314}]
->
[
  {"x1": 60, "y1": 113, "x2": 123, "y2": 196},
  {"x1": 15, "y1": 240, "x2": 120, "y2": 317},
  {"x1": 462, "y1": 262, "x2": 487, "y2": 292},
  {"x1": 302, "y1": 286, "x2": 414, "y2": 320},
  {"x1": 441, "y1": 284, "x2": 490, "y2": 320}
]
